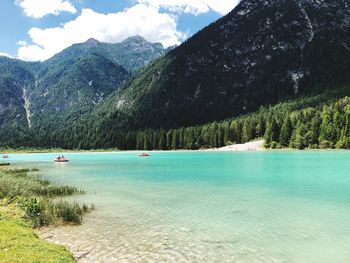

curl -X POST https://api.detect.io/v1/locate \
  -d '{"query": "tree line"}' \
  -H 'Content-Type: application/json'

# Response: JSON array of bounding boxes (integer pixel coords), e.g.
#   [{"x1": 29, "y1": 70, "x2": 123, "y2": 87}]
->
[
  {"x1": 107, "y1": 96, "x2": 350, "y2": 150},
  {"x1": 1, "y1": 93, "x2": 350, "y2": 150}
]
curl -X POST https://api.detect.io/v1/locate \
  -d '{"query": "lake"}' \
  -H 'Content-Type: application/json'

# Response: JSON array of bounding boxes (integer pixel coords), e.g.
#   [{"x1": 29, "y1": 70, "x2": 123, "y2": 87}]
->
[{"x1": 9, "y1": 151, "x2": 350, "y2": 262}]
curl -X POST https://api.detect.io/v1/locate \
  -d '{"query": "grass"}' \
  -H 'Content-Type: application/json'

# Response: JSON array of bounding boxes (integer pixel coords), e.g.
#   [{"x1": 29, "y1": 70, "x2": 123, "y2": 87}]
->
[
  {"x1": 0, "y1": 201, "x2": 75, "y2": 263},
  {"x1": 0, "y1": 168, "x2": 82, "y2": 198},
  {"x1": 0, "y1": 167, "x2": 94, "y2": 262},
  {"x1": 0, "y1": 211, "x2": 75, "y2": 263},
  {"x1": 0, "y1": 168, "x2": 94, "y2": 226}
]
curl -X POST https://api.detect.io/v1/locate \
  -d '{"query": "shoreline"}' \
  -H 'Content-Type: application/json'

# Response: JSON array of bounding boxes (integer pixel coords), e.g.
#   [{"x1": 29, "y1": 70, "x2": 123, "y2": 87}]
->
[
  {"x1": 2, "y1": 141, "x2": 350, "y2": 155},
  {"x1": 0, "y1": 167, "x2": 92, "y2": 262}
]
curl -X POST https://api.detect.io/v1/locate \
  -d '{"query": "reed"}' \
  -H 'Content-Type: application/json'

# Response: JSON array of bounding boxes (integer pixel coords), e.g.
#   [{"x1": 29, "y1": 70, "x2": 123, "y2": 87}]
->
[
  {"x1": 0, "y1": 169, "x2": 82, "y2": 199},
  {"x1": 0, "y1": 168, "x2": 92, "y2": 226}
]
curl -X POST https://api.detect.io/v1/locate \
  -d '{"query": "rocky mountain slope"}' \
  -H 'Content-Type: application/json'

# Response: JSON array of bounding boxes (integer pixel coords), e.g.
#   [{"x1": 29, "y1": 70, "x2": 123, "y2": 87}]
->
[
  {"x1": 0, "y1": 58, "x2": 35, "y2": 129},
  {"x1": 97, "y1": 0, "x2": 350, "y2": 130},
  {"x1": 0, "y1": 36, "x2": 167, "y2": 133}
]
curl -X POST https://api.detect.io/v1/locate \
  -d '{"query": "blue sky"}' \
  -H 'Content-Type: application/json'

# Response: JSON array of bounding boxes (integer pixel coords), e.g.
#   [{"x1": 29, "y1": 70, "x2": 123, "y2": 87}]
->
[{"x1": 0, "y1": 0, "x2": 239, "y2": 61}]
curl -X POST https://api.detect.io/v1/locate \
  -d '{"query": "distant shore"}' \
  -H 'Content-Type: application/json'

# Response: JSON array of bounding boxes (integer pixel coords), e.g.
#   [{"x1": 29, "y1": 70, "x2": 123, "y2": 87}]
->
[
  {"x1": 0, "y1": 148, "x2": 119, "y2": 154},
  {"x1": 3, "y1": 140, "x2": 349, "y2": 155},
  {"x1": 1, "y1": 143, "x2": 266, "y2": 154}
]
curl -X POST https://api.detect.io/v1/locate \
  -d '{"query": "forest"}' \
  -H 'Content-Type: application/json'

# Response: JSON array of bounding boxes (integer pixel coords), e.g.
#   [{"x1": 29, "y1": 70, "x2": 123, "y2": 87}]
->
[
  {"x1": 2, "y1": 88, "x2": 349, "y2": 151},
  {"x1": 101, "y1": 94, "x2": 350, "y2": 151}
]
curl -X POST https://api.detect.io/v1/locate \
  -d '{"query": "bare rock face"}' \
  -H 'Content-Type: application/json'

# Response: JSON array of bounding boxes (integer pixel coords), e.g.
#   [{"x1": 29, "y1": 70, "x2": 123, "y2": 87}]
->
[
  {"x1": 0, "y1": 58, "x2": 34, "y2": 130},
  {"x1": 105, "y1": 0, "x2": 350, "y2": 129}
]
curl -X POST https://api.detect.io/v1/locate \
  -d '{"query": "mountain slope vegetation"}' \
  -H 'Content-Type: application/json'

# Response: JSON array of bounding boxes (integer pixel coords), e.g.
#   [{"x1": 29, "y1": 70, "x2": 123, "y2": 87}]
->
[
  {"x1": 0, "y1": 36, "x2": 167, "y2": 139},
  {"x1": 97, "y1": 0, "x2": 350, "y2": 130},
  {"x1": 9, "y1": 87, "x2": 349, "y2": 150}
]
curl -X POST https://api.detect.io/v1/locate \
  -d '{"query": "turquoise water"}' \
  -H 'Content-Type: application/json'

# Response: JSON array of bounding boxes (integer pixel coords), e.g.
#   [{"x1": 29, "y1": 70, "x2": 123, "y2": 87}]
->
[{"x1": 10, "y1": 151, "x2": 350, "y2": 262}]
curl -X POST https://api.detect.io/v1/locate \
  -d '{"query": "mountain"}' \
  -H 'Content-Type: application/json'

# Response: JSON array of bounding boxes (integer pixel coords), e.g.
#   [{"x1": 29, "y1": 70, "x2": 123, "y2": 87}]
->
[
  {"x1": 0, "y1": 36, "x2": 167, "y2": 136},
  {"x1": 30, "y1": 55, "x2": 130, "y2": 127},
  {"x1": 97, "y1": 0, "x2": 350, "y2": 131},
  {"x1": 1, "y1": 0, "x2": 350, "y2": 150}
]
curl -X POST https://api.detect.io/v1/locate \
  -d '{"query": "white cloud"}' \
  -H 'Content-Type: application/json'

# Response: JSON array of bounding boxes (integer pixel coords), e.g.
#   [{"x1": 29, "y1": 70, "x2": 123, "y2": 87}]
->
[
  {"x1": 17, "y1": 0, "x2": 77, "y2": 18},
  {"x1": 18, "y1": 4, "x2": 186, "y2": 61},
  {"x1": 0, "y1": 52, "x2": 14, "y2": 58},
  {"x1": 17, "y1": 40, "x2": 28, "y2": 46},
  {"x1": 137, "y1": 0, "x2": 240, "y2": 15},
  {"x1": 138, "y1": 0, "x2": 210, "y2": 15}
]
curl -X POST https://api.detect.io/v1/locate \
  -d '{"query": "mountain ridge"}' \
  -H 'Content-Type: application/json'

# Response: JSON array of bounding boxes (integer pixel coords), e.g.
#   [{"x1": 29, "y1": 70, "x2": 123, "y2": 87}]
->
[
  {"x1": 0, "y1": 36, "x2": 168, "y2": 133},
  {"x1": 95, "y1": 0, "x2": 350, "y2": 131},
  {"x1": 45, "y1": 36, "x2": 167, "y2": 73}
]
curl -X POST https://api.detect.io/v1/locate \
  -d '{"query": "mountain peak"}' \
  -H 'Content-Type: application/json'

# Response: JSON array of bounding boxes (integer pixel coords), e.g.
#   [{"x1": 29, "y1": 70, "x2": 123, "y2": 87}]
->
[
  {"x1": 85, "y1": 38, "x2": 100, "y2": 45},
  {"x1": 122, "y1": 35, "x2": 148, "y2": 44}
]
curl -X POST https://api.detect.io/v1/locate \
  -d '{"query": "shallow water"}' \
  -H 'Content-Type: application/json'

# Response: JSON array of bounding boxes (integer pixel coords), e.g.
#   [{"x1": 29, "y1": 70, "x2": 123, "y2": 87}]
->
[{"x1": 9, "y1": 151, "x2": 350, "y2": 262}]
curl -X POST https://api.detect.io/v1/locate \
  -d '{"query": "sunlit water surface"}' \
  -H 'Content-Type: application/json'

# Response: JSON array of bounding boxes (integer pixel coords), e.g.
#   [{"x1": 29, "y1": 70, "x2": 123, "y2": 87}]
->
[{"x1": 9, "y1": 151, "x2": 350, "y2": 262}]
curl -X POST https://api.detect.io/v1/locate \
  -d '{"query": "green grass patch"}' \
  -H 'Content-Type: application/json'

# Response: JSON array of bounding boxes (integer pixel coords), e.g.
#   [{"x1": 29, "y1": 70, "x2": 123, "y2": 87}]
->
[
  {"x1": 0, "y1": 168, "x2": 93, "y2": 226},
  {"x1": 0, "y1": 167, "x2": 94, "y2": 262},
  {"x1": 0, "y1": 220, "x2": 74, "y2": 263}
]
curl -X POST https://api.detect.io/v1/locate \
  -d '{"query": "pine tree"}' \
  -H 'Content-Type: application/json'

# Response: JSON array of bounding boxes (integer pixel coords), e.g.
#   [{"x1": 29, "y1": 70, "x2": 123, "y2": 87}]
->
[
  {"x1": 242, "y1": 118, "x2": 254, "y2": 143},
  {"x1": 255, "y1": 115, "x2": 265, "y2": 138},
  {"x1": 294, "y1": 122, "x2": 308, "y2": 150},
  {"x1": 264, "y1": 117, "x2": 279, "y2": 147},
  {"x1": 223, "y1": 122, "x2": 230, "y2": 145},
  {"x1": 171, "y1": 130, "x2": 178, "y2": 149},
  {"x1": 333, "y1": 111, "x2": 343, "y2": 143},
  {"x1": 337, "y1": 107, "x2": 350, "y2": 149},
  {"x1": 144, "y1": 131, "x2": 150, "y2": 150},
  {"x1": 235, "y1": 120, "x2": 243, "y2": 144},
  {"x1": 166, "y1": 130, "x2": 173, "y2": 150},
  {"x1": 319, "y1": 107, "x2": 335, "y2": 148},
  {"x1": 228, "y1": 121, "x2": 237, "y2": 143},
  {"x1": 279, "y1": 115, "x2": 292, "y2": 147},
  {"x1": 309, "y1": 115, "x2": 321, "y2": 147},
  {"x1": 210, "y1": 122, "x2": 219, "y2": 147},
  {"x1": 217, "y1": 126, "x2": 224, "y2": 147},
  {"x1": 158, "y1": 130, "x2": 166, "y2": 150}
]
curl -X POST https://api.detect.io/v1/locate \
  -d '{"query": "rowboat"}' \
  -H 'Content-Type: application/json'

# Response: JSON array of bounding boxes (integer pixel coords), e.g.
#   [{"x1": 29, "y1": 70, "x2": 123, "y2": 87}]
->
[
  {"x1": 138, "y1": 153, "x2": 150, "y2": 157},
  {"x1": 54, "y1": 157, "x2": 69, "y2": 163}
]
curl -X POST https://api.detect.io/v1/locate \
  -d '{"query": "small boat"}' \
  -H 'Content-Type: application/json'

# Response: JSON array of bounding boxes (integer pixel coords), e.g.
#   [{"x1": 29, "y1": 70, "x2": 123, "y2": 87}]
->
[
  {"x1": 2, "y1": 155, "x2": 9, "y2": 159},
  {"x1": 138, "y1": 153, "x2": 150, "y2": 157},
  {"x1": 54, "y1": 157, "x2": 69, "y2": 163}
]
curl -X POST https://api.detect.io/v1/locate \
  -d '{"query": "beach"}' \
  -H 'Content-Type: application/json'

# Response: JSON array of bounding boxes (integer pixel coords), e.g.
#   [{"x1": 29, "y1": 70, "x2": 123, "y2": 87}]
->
[{"x1": 205, "y1": 140, "x2": 265, "y2": 152}]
